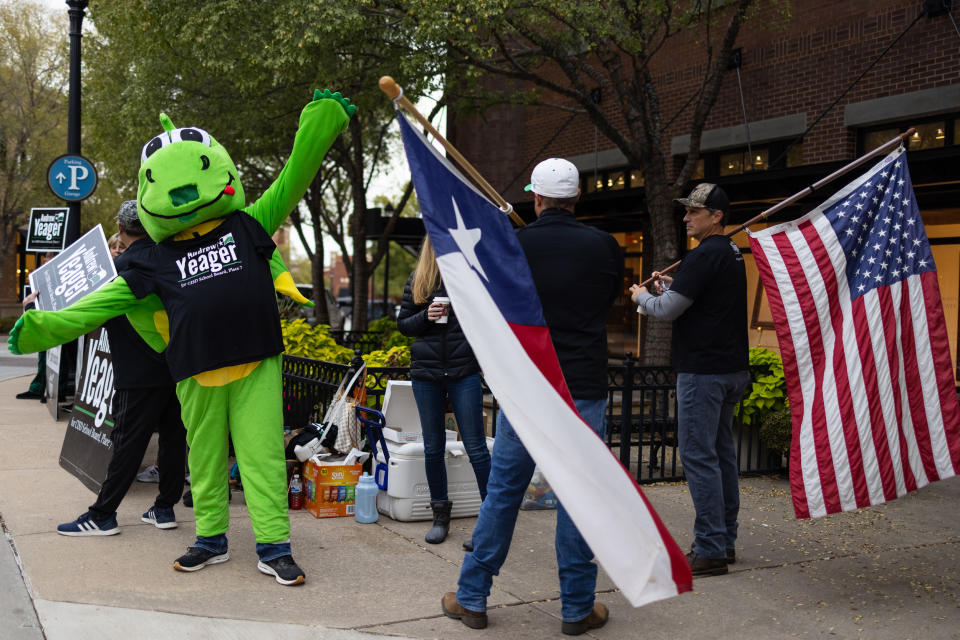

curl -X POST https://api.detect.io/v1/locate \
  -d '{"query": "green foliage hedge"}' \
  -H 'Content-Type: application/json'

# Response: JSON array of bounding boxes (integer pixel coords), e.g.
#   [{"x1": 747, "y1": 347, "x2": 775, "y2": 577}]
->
[
  {"x1": 280, "y1": 319, "x2": 353, "y2": 363},
  {"x1": 738, "y1": 347, "x2": 789, "y2": 426}
]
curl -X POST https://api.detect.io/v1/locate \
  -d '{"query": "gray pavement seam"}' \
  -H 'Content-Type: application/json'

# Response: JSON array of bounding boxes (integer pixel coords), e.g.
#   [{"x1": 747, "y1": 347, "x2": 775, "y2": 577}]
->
[{"x1": 2, "y1": 518, "x2": 47, "y2": 640}]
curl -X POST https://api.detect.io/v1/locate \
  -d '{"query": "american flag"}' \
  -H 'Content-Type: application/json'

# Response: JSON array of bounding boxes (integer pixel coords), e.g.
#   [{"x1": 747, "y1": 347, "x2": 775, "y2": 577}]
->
[
  {"x1": 749, "y1": 147, "x2": 960, "y2": 519},
  {"x1": 395, "y1": 109, "x2": 692, "y2": 606}
]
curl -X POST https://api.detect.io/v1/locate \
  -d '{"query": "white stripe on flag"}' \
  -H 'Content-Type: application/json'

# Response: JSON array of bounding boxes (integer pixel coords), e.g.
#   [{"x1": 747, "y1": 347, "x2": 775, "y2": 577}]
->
[
  {"x1": 437, "y1": 252, "x2": 682, "y2": 607},
  {"x1": 756, "y1": 231, "x2": 826, "y2": 517},
  {"x1": 909, "y1": 276, "x2": 952, "y2": 478}
]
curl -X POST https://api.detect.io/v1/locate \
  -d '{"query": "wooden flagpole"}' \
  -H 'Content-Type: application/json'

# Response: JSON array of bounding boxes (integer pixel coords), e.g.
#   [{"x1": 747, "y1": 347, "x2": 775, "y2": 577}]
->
[
  {"x1": 379, "y1": 76, "x2": 525, "y2": 227},
  {"x1": 637, "y1": 127, "x2": 917, "y2": 288}
]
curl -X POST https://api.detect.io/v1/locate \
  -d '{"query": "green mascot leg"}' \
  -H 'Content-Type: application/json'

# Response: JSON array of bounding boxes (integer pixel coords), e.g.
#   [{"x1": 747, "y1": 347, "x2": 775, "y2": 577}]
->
[{"x1": 177, "y1": 355, "x2": 289, "y2": 543}]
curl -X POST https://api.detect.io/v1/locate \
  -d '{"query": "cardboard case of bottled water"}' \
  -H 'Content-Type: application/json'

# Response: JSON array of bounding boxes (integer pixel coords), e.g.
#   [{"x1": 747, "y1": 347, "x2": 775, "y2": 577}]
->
[{"x1": 374, "y1": 437, "x2": 494, "y2": 522}]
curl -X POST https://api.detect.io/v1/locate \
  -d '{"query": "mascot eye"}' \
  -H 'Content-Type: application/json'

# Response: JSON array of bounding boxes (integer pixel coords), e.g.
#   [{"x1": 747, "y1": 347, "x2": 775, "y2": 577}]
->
[
  {"x1": 200, "y1": 155, "x2": 210, "y2": 170},
  {"x1": 180, "y1": 128, "x2": 205, "y2": 143},
  {"x1": 141, "y1": 136, "x2": 166, "y2": 162},
  {"x1": 171, "y1": 127, "x2": 211, "y2": 146}
]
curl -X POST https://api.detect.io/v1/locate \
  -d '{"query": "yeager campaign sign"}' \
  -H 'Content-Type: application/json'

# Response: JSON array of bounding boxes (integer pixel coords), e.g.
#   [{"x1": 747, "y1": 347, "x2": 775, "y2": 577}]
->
[
  {"x1": 59, "y1": 327, "x2": 116, "y2": 492},
  {"x1": 28, "y1": 224, "x2": 116, "y2": 312},
  {"x1": 26, "y1": 207, "x2": 70, "y2": 253}
]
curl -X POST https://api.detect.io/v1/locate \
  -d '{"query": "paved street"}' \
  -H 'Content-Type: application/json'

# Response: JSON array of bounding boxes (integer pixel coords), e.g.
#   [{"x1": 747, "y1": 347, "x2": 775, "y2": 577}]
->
[{"x1": 0, "y1": 372, "x2": 957, "y2": 639}]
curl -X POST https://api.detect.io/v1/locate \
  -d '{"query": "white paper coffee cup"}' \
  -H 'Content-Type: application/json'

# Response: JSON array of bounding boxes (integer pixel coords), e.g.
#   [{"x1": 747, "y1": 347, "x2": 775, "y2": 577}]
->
[{"x1": 433, "y1": 296, "x2": 450, "y2": 323}]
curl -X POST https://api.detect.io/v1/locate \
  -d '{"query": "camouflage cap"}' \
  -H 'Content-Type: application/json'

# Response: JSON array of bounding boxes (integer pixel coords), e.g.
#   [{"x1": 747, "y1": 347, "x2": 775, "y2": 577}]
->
[
  {"x1": 115, "y1": 200, "x2": 146, "y2": 236},
  {"x1": 675, "y1": 183, "x2": 730, "y2": 213}
]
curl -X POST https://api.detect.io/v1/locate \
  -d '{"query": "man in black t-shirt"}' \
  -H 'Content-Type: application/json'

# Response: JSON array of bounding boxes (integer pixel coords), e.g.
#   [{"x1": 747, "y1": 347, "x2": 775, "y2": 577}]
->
[
  {"x1": 56, "y1": 201, "x2": 186, "y2": 537},
  {"x1": 630, "y1": 183, "x2": 750, "y2": 578}
]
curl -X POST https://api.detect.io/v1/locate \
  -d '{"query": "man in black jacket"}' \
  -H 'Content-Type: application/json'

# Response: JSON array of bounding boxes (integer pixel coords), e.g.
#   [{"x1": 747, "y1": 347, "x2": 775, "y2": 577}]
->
[
  {"x1": 443, "y1": 158, "x2": 623, "y2": 636},
  {"x1": 56, "y1": 201, "x2": 186, "y2": 536}
]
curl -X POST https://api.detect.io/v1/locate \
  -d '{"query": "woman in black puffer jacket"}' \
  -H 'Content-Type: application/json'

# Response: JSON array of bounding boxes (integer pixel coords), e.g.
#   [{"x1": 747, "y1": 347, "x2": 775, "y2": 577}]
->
[{"x1": 397, "y1": 237, "x2": 490, "y2": 545}]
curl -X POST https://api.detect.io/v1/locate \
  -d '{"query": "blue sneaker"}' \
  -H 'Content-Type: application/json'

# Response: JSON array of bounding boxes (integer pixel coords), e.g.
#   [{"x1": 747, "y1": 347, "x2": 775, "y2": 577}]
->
[
  {"x1": 141, "y1": 506, "x2": 177, "y2": 530},
  {"x1": 57, "y1": 512, "x2": 120, "y2": 537}
]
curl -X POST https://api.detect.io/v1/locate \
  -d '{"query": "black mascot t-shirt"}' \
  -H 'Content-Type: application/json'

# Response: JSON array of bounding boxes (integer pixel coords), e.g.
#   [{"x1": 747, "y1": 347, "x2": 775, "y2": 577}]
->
[
  {"x1": 668, "y1": 234, "x2": 749, "y2": 374},
  {"x1": 121, "y1": 211, "x2": 283, "y2": 382}
]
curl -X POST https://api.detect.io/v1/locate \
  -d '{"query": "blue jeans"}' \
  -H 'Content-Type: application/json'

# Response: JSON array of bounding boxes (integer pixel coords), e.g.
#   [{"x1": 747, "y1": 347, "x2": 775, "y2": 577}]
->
[
  {"x1": 457, "y1": 397, "x2": 607, "y2": 623},
  {"x1": 676, "y1": 371, "x2": 751, "y2": 560},
  {"x1": 412, "y1": 374, "x2": 491, "y2": 502}
]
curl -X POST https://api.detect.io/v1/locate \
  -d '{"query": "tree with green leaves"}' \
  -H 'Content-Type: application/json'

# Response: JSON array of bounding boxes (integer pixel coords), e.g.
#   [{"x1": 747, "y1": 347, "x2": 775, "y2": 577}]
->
[
  {"x1": 83, "y1": 1, "x2": 433, "y2": 328},
  {"x1": 382, "y1": 0, "x2": 778, "y2": 364},
  {"x1": 0, "y1": 0, "x2": 67, "y2": 302}
]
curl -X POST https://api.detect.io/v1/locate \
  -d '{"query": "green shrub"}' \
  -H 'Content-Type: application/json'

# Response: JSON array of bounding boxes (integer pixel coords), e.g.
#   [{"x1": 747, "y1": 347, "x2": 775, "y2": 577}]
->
[
  {"x1": 737, "y1": 347, "x2": 789, "y2": 426},
  {"x1": 281, "y1": 319, "x2": 353, "y2": 363},
  {"x1": 366, "y1": 317, "x2": 413, "y2": 350},
  {"x1": 362, "y1": 346, "x2": 411, "y2": 368},
  {"x1": 758, "y1": 408, "x2": 793, "y2": 455}
]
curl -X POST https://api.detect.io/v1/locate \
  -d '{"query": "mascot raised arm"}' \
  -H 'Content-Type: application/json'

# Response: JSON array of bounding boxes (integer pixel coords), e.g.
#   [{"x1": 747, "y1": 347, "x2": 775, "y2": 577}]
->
[{"x1": 10, "y1": 89, "x2": 355, "y2": 586}]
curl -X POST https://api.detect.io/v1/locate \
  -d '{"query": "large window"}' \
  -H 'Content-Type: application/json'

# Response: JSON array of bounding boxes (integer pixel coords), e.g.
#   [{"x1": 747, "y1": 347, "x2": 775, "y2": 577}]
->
[
  {"x1": 859, "y1": 114, "x2": 959, "y2": 154},
  {"x1": 682, "y1": 141, "x2": 803, "y2": 179},
  {"x1": 583, "y1": 168, "x2": 644, "y2": 193}
]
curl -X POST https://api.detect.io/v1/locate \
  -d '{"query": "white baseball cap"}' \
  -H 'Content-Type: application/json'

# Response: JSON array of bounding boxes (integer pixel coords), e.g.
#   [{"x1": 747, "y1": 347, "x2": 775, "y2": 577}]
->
[{"x1": 524, "y1": 158, "x2": 580, "y2": 198}]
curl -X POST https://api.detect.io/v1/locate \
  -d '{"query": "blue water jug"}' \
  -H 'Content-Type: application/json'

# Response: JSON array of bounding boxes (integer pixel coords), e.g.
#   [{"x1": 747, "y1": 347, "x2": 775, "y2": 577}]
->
[{"x1": 354, "y1": 472, "x2": 379, "y2": 523}]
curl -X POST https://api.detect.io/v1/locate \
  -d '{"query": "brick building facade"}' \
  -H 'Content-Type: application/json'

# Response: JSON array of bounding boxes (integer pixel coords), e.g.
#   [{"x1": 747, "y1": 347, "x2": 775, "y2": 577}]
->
[{"x1": 449, "y1": 0, "x2": 960, "y2": 377}]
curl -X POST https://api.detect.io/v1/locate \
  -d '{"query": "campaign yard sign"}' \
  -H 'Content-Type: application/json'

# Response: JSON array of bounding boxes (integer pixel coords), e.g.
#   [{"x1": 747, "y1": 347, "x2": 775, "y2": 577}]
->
[
  {"x1": 28, "y1": 224, "x2": 116, "y2": 312},
  {"x1": 59, "y1": 327, "x2": 116, "y2": 492},
  {"x1": 25, "y1": 207, "x2": 70, "y2": 253}
]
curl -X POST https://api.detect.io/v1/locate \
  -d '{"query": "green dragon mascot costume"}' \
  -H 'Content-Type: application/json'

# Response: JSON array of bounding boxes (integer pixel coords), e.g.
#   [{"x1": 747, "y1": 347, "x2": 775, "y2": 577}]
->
[{"x1": 10, "y1": 90, "x2": 355, "y2": 586}]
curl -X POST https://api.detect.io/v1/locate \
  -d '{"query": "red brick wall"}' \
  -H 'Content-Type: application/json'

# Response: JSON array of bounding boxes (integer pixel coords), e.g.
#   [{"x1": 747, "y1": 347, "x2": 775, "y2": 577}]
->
[{"x1": 451, "y1": 0, "x2": 958, "y2": 198}]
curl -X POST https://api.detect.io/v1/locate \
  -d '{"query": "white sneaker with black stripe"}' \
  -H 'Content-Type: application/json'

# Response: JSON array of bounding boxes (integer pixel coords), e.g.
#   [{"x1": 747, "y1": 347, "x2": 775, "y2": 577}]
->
[{"x1": 57, "y1": 512, "x2": 120, "y2": 536}]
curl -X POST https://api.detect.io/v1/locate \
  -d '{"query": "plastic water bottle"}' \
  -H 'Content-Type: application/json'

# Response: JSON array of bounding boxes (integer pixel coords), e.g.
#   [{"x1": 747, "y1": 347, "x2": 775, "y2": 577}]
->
[
  {"x1": 288, "y1": 473, "x2": 303, "y2": 510},
  {"x1": 354, "y1": 472, "x2": 379, "y2": 523}
]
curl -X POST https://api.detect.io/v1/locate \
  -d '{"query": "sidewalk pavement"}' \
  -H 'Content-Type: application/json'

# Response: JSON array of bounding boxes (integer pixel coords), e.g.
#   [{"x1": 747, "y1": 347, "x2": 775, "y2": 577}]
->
[{"x1": 0, "y1": 371, "x2": 958, "y2": 640}]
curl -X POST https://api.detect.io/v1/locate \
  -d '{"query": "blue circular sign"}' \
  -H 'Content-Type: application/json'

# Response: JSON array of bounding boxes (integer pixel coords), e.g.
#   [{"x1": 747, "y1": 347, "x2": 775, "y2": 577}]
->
[{"x1": 48, "y1": 154, "x2": 98, "y2": 202}]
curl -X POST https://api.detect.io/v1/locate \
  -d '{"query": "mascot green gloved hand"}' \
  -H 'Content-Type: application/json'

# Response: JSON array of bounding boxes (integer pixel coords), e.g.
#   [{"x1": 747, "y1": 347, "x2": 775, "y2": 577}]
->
[{"x1": 10, "y1": 90, "x2": 354, "y2": 586}]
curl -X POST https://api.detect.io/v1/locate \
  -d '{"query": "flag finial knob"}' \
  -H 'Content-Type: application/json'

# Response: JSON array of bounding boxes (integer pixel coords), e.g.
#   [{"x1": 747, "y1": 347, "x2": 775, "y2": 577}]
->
[{"x1": 379, "y1": 76, "x2": 402, "y2": 101}]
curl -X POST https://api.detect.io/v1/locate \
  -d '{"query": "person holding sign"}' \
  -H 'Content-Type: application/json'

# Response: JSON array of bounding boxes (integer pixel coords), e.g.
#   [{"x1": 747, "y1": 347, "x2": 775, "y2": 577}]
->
[{"x1": 57, "y1": 201, "x2": 186, "y2": 536}]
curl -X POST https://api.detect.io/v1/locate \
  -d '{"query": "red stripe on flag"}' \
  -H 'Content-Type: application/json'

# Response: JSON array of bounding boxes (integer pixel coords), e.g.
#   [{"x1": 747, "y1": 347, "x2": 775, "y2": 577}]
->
[
  {"x1": 774, "y1": 229, "x2": 841, "y2": 514},
  {"x1": 507, "y1": 323, "x2": 577, "y2": 413},
  {"x1": 850, "y1": 296, "x2": 899, "y2": 502},
  {"x1": 876, "y1": 286, "x2": 918, "y2": 493},
  {"x1": 920, "y1": 272, "x2": 960, "y2": 473},
  {"x1": 749, "y1": 234, "x2": 810, "y2": 518},
  {"x1": 897, "y1": 277, "x2": 940, "y2": 482},
  {"x1": 800, "y1": 223, "x2": 872, "y2": 508}
]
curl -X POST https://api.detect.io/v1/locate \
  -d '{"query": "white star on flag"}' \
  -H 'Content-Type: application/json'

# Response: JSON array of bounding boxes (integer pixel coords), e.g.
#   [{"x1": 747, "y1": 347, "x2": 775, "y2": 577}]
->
[{"x1": 448, "y1": 196, "x2": 488, "y2": 281}]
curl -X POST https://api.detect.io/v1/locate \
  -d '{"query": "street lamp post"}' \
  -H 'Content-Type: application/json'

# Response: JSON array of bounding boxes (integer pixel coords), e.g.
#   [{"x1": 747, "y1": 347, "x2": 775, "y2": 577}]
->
[{"x1": 65, "y1": 0, "x2": 88, "y2": 245}]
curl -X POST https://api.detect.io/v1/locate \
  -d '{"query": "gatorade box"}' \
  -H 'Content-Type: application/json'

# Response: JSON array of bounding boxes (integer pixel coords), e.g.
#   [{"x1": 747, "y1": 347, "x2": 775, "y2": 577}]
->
[{"x1": 303, "y1": 459, "x2": 362, "y2": 518}]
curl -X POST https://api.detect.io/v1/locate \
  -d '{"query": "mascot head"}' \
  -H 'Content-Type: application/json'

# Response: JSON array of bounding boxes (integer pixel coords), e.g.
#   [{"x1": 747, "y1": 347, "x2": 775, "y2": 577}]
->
[{"x1": 137, "y1": 113, "x2": 246, "y2": 242}]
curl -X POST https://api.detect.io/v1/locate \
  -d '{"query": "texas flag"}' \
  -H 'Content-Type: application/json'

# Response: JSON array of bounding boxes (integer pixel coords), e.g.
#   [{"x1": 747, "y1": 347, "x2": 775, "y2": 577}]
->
[{"x1": 396, "y1": 109, "x2": 692, "y2": 606}]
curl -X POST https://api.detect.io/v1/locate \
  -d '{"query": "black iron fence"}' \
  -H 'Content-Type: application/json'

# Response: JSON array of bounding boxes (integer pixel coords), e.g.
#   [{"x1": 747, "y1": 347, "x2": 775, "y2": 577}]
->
[
  {"x1": 281, "y1": 353, "x2": 787, "y2": 484},
  {"x1": 328, "y1": 330, "x2": 381, "y2": 355},
  {"x1": 605, "y1": 356, "x2": 786, "y2": 483}
]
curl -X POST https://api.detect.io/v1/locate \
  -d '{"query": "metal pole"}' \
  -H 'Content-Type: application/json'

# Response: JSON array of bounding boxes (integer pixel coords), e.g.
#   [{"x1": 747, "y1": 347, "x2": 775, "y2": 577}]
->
[
  {"x1": 65, "y1": 0, "x2": 88, "y2": 245},
  {"x1": 383, "y1": 238, "x2": 390, "y2": 318},
  {"x1": 637, "y1": 127, "x2": 917, "y2": 287}
]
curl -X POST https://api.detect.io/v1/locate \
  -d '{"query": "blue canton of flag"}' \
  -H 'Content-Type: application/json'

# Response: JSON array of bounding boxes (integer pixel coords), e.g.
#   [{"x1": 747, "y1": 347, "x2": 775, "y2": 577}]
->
[{"x1": 825, "y1": 156, "x2": 935, "y2": 299}]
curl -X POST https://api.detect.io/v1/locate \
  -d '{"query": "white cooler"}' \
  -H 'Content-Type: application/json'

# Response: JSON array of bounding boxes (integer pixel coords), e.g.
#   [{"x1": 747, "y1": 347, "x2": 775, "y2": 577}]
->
[{"x1": 375, "y1": 437, "x2": 494, "y2": 521}]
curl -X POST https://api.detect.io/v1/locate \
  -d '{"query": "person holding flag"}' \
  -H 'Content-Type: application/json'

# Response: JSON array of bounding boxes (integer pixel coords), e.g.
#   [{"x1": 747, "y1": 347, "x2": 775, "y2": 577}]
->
[
  {"x1": 629, "y1": 183, "x2": 750, "y2": 577},
  {"x1": 442, "y1": 158, "x2": 624, "y2": 635}
]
